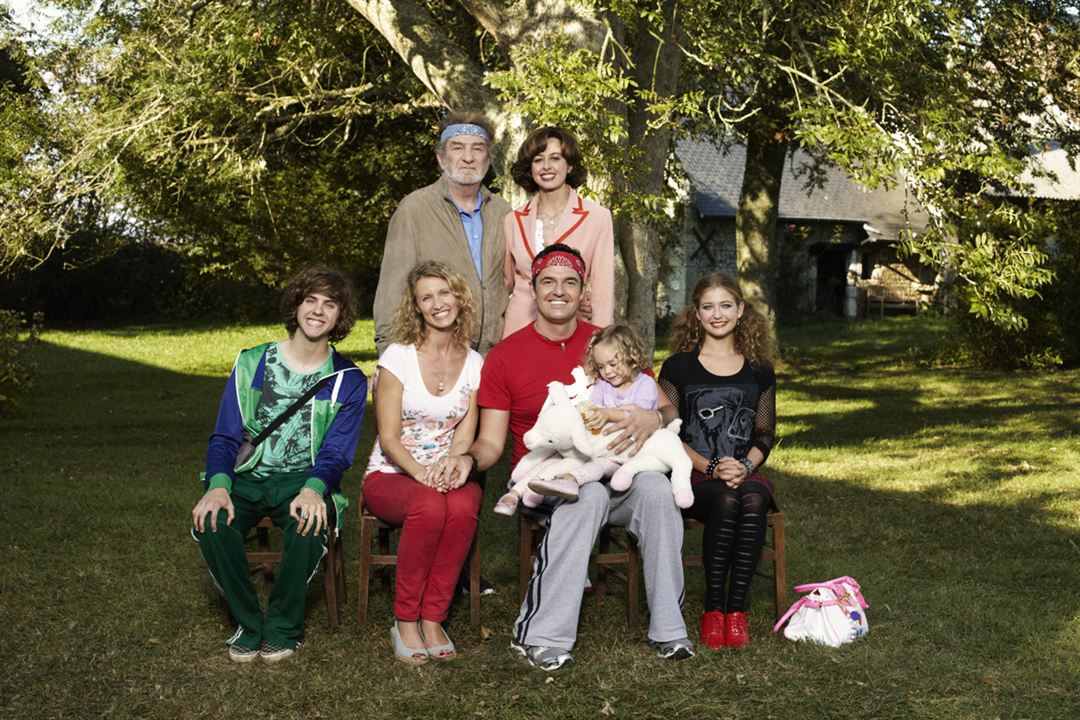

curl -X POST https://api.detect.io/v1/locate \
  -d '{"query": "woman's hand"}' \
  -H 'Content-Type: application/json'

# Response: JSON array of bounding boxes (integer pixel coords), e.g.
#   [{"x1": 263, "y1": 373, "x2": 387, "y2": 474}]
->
[
  {"x1": 578, "y1": 289, "x2": 593, "y2": 322},
  {"x1": 714, "y1": 456, "x2": 749, "y2": 488},
  {"x1": 420, "y1": 463, "x2": 450, "y2": 493},
  {"x1": 602, "y1": 405, "x2": 661, "y2": 457},
  {"x1": 290, "y1": 487, "x2": 327, "y2": 535},
  {"x1": 425, "y1": 455, "x2": 473, "y2": 493}
]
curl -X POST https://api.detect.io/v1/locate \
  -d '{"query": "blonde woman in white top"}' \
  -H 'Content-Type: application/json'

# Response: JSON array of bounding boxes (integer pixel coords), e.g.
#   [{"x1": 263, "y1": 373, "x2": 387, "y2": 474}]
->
[{"x1": 363, "y1": 261, "x2": 483, "y2": 664}]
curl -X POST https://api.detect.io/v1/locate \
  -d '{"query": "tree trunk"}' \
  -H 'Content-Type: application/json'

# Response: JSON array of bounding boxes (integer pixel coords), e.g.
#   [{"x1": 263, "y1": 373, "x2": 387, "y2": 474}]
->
[
  {"x1": 616, "y1": 0, "x2": 683, "y2": 356},
  {"x1": 736, "y1": 126, "x2": 786, "y2": 325}
]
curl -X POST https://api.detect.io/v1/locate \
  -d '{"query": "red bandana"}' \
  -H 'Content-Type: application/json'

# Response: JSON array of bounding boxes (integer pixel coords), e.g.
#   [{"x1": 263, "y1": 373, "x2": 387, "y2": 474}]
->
[{"x1": 531, "y1": 250, "x2": 586, "y2": 281}]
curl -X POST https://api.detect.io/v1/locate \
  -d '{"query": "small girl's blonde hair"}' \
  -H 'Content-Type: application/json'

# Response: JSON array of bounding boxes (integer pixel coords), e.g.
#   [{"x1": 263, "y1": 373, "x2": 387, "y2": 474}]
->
[{"x1": 583, "y1": 324, "x2": 649, "y2": 381}]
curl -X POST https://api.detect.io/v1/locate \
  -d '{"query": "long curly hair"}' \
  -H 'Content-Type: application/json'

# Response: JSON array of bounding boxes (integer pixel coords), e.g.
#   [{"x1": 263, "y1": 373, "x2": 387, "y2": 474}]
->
[
  {"x1": 668, "y1": 272, "x2": 775, "y2": 366},
  {"x1": 390, "y1": 261, "x2": 477, "y2": 348},
  {"x1": 583, "y1": 324, "x2": 649, "y2": 382},
  {"x1": 281, "y1": 265, "x2": 358, "y2": 343}
]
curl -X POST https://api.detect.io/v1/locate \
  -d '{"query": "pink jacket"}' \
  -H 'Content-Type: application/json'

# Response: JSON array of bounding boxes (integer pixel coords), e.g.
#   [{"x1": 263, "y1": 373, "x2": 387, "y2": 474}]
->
[{"x1": 502, "y1": 188, "x2": 615, "y2": 337}]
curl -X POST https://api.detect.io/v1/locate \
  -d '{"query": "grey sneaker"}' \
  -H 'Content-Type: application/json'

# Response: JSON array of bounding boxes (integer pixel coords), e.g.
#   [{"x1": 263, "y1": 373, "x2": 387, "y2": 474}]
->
[
  {"x1": 651, "y1": 637, "x2": 695, "y2": 660},
  {"x1": 228, "y1": 643, "x2": 258, "y2": 663},
  {"x1": 528, "y1": 476, "x2": 579, "y2": 501},
  {"x1": 259, "y1": 641, "x2": 295, "y2": 663},
  {"x1": 510, "y1": 640, "x2": 574, "y2": 671}
]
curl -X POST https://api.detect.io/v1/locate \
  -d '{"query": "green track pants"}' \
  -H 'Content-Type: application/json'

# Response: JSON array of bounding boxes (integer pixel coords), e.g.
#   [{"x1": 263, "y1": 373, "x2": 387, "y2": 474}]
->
[{"x1": 194, "y1": 474, "x2": 327, "y2": 650}]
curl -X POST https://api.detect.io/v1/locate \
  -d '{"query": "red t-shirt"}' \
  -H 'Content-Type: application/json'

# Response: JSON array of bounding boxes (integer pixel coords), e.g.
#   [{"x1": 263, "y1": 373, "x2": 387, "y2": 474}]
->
[{"x1": 478, "y1": 321, "x2": 600, "y2": 466}]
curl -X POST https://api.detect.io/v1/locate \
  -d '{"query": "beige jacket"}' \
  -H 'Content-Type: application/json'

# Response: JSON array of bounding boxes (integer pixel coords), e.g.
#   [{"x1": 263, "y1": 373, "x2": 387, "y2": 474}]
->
[{"x1": 373, "y1": 177, "x2": 512, "y2": 355}]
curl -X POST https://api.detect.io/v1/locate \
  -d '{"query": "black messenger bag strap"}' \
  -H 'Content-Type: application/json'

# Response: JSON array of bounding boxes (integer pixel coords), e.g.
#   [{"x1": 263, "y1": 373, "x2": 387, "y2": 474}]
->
[{"x1": 249, "y1": 372, "x2": 335, "y2": 446}]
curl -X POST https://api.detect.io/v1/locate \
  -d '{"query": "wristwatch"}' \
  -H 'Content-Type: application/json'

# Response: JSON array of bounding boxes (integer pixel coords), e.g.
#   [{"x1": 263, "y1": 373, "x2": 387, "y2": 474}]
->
[{"x1": 738, "y1": 457, "x2": 756, "y2": 476}]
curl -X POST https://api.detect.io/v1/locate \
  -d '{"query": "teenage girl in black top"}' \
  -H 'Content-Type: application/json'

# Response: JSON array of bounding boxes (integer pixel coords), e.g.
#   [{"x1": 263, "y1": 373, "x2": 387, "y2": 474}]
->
[{"x1": 659, "y1": 272, "x2": 776, "y2": 650}]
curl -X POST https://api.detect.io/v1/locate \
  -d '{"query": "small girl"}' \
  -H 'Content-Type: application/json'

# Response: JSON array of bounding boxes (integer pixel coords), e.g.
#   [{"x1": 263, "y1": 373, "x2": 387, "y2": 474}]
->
[{"x1": 494, "y1": 324, "x2": 659, "y2": 514}]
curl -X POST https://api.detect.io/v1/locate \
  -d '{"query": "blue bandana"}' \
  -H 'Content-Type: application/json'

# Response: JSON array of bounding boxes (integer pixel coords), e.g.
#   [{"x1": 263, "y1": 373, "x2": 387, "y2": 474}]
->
[{"x1": 440, "y1": 123, "x2": 490, "y2": 143}]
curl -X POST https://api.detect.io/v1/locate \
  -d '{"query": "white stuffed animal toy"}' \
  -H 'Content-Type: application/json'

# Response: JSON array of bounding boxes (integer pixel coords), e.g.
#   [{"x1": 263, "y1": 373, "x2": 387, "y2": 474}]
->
[{"x1": 493, "y1": 380, "x2": 694, "y2": 514}]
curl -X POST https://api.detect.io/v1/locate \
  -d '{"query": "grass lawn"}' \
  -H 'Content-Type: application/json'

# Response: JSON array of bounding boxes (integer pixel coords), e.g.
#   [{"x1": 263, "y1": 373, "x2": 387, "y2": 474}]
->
[{"x1": 2, "y1": 316, "x2": 1078, "y2": 719}]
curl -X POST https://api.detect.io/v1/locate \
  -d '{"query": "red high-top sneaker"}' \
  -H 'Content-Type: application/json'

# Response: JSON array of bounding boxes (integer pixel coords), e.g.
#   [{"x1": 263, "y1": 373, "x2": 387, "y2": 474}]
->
[
  {"x1": 725, "y1": 611, "x2": 750, "y2": 648},
  {"x1": 699, "y1": 610, "x2": 726, "y2": 649}
]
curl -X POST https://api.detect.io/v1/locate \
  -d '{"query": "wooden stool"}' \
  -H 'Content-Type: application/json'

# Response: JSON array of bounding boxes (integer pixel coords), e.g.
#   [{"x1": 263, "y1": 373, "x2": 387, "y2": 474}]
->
[
  {"x1": 518, "y1": 515, "x2": 641, "y2": 631},
  {"x1": 682, "y1": 511, "x2": 787, "y2": 620},
  {"x1": 217, "y1": 514, "x2": 347, "y2": 630},
  {"x1": 356, "y1": 496, "x2": 480, "y2": 629}
]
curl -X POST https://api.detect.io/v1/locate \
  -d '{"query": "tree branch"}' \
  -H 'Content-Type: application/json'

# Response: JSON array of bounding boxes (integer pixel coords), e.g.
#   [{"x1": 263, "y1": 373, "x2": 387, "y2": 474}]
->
[
  {"x1": 343, "y1": 0, "x2": 496, "y2": 111},
  {"x1": 455, "y1": 0, "x2": 508, "y2": 45}
]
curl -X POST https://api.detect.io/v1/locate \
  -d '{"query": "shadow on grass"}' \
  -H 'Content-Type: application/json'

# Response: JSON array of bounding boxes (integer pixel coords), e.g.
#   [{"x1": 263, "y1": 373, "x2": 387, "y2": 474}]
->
[
  {"x1": 778, "y1": 315, "x2": 950, "y2": 373},
  {"x1": 781, "y1": 374, "x2": 1080, "y2": 449}
]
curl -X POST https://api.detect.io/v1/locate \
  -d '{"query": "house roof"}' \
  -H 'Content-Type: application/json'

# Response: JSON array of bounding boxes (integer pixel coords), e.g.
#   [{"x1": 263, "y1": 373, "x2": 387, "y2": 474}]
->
[
  {"x1": 1015, "y1": 147, "x2": 1080, "y2": 200},
  {"x1": 675, "y1": 138, "x2": 928, "y2": 239}
]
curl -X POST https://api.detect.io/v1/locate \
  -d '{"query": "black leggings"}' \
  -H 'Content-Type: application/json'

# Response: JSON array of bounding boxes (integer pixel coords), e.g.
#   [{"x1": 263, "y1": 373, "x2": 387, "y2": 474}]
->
[{"x1": 683, "y1": 481, "x2": 770, "y2": 613}]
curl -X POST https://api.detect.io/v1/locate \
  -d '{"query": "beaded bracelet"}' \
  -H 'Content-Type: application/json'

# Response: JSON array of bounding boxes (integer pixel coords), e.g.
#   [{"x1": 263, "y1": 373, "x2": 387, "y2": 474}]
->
[{"x1": 738, "y1": 457, "x2": 755, "y2": 476}]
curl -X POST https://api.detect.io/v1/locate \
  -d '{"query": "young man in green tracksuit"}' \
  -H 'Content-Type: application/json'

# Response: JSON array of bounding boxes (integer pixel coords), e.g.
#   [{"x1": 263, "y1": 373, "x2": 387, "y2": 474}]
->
[{"x1": 192, "y1": 266, "x2": 367, "y2": 663}]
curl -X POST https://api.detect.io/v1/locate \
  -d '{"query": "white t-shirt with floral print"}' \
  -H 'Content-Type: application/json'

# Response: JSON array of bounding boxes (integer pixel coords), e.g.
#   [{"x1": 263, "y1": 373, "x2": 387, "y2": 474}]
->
[{"x1": 365, "y1": 342, "x2": 483, "y2": 475}]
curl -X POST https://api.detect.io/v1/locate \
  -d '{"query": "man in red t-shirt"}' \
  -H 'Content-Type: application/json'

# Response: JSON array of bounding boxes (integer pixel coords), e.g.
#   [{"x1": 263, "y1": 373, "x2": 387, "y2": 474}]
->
[{"x1": 438, "y1": 243, "x2": 693, "y2": 670}]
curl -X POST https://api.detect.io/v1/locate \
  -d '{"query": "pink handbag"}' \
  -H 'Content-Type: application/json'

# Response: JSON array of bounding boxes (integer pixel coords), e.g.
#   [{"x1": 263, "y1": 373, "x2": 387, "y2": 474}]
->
[{"x1": 772, "y1": 576, "x2": 869, "y2": 647}]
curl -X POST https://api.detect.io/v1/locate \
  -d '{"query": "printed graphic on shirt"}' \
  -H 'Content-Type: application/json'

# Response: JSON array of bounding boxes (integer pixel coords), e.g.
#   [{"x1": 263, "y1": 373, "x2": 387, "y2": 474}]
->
[
  {"x1": 251, "y1": 344, "x2": 330, "y2": 476},
  {"x1": 684, "y1": 385, "x2": 753, "y2": 460}
]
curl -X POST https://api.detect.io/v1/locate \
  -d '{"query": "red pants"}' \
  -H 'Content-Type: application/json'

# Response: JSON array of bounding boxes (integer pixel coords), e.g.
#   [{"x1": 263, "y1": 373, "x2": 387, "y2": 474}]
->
[{"x1": 362, "y1": 471, "x2": 482, "y2": 622}]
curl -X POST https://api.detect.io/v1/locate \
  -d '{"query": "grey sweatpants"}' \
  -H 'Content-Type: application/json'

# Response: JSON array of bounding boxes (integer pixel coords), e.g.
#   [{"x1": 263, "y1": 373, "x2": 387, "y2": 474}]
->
[{"x1": 513, "y1": 472, "x2": 687, "y2": 650}]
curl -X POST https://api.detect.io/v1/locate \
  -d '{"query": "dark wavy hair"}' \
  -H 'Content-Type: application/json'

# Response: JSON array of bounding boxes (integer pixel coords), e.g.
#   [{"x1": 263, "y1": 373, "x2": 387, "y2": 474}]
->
[
  {"x1": 668, "y1": 272, "x2": 775, "y2": 366},
  {"x1": 510, "y1": 126, "x2": 588, "y2": 193},
  {"x1": 281, "y1": 265, "x2": 358, "y2": 343}
]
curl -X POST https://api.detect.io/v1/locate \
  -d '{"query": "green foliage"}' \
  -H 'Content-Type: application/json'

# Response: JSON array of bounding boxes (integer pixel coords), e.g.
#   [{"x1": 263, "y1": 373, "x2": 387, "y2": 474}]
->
[
  {"x1": 0, "y1": 236, "x2": 280, "y2": 323},
  {"x1": 487, "y1": 37, "x2": 667, "y2": 221},
  {"x1": 488, "y1": 41, "x2": 635, "y2": 145},
  {"x1": 933, "y1": 201, "x2": 1080, "y2": 369},
  {"x1": 4, "y1": 0, "x2": 439, "y2": 286},
  {"x1": 903, "y1": 198, "x2": 1054, "y2": 332},
  {"x1": 0, "y1": 15, "x2": 76, "y2": 270},
  {"x1": 0, "y1": 309, "x2": 42, "y2": 410}
]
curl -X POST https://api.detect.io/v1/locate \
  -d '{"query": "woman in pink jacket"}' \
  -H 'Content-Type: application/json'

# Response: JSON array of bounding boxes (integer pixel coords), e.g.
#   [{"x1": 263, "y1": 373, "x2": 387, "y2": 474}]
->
[{"x1": 502, "y1": 126, "x2": 615, "y2": 337}]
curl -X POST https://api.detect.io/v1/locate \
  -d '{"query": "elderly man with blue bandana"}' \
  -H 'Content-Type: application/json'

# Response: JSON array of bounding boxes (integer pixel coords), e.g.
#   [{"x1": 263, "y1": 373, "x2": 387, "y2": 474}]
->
[{"x1": 373, "y1": 112, "x2": 512, "y2": 356}]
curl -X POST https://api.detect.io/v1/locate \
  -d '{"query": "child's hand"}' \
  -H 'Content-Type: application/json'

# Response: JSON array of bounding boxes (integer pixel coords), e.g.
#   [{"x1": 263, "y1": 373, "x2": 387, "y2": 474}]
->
[
  {"x1": 577, "y1": 401, "x2": 604, "y2": 430},
  {"x1": 583, "y1": 408, "x2": 605, "y2": 429}
]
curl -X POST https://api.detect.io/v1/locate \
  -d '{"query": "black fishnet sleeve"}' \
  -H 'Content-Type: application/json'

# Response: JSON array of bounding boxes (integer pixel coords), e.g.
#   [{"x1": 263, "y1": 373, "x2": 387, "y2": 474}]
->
[
  {"x1": 658, "y1": 376, "x2": 681, "y2": 411},
  {"x1": 752, "y1": 368, "x2": 776, "y2": 464}
]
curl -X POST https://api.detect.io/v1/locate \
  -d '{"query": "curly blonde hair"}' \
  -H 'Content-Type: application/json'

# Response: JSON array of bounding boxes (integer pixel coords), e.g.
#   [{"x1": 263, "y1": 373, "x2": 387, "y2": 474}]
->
[
  {"x1": 583, "y1": 324, "x2": 649, "y2": 382},
  {"x1": 668, "y1": 272, "x2": 775, "y2": 366},
  {"x1": 391, "y1": 261, "x2": 477, "y2": 348}
]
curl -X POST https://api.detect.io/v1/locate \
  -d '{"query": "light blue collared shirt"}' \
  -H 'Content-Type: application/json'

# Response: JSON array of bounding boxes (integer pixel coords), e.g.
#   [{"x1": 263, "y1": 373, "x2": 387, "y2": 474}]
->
[{"x1": 449, "y1": 191, "x2": 484, "y2": 278}]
